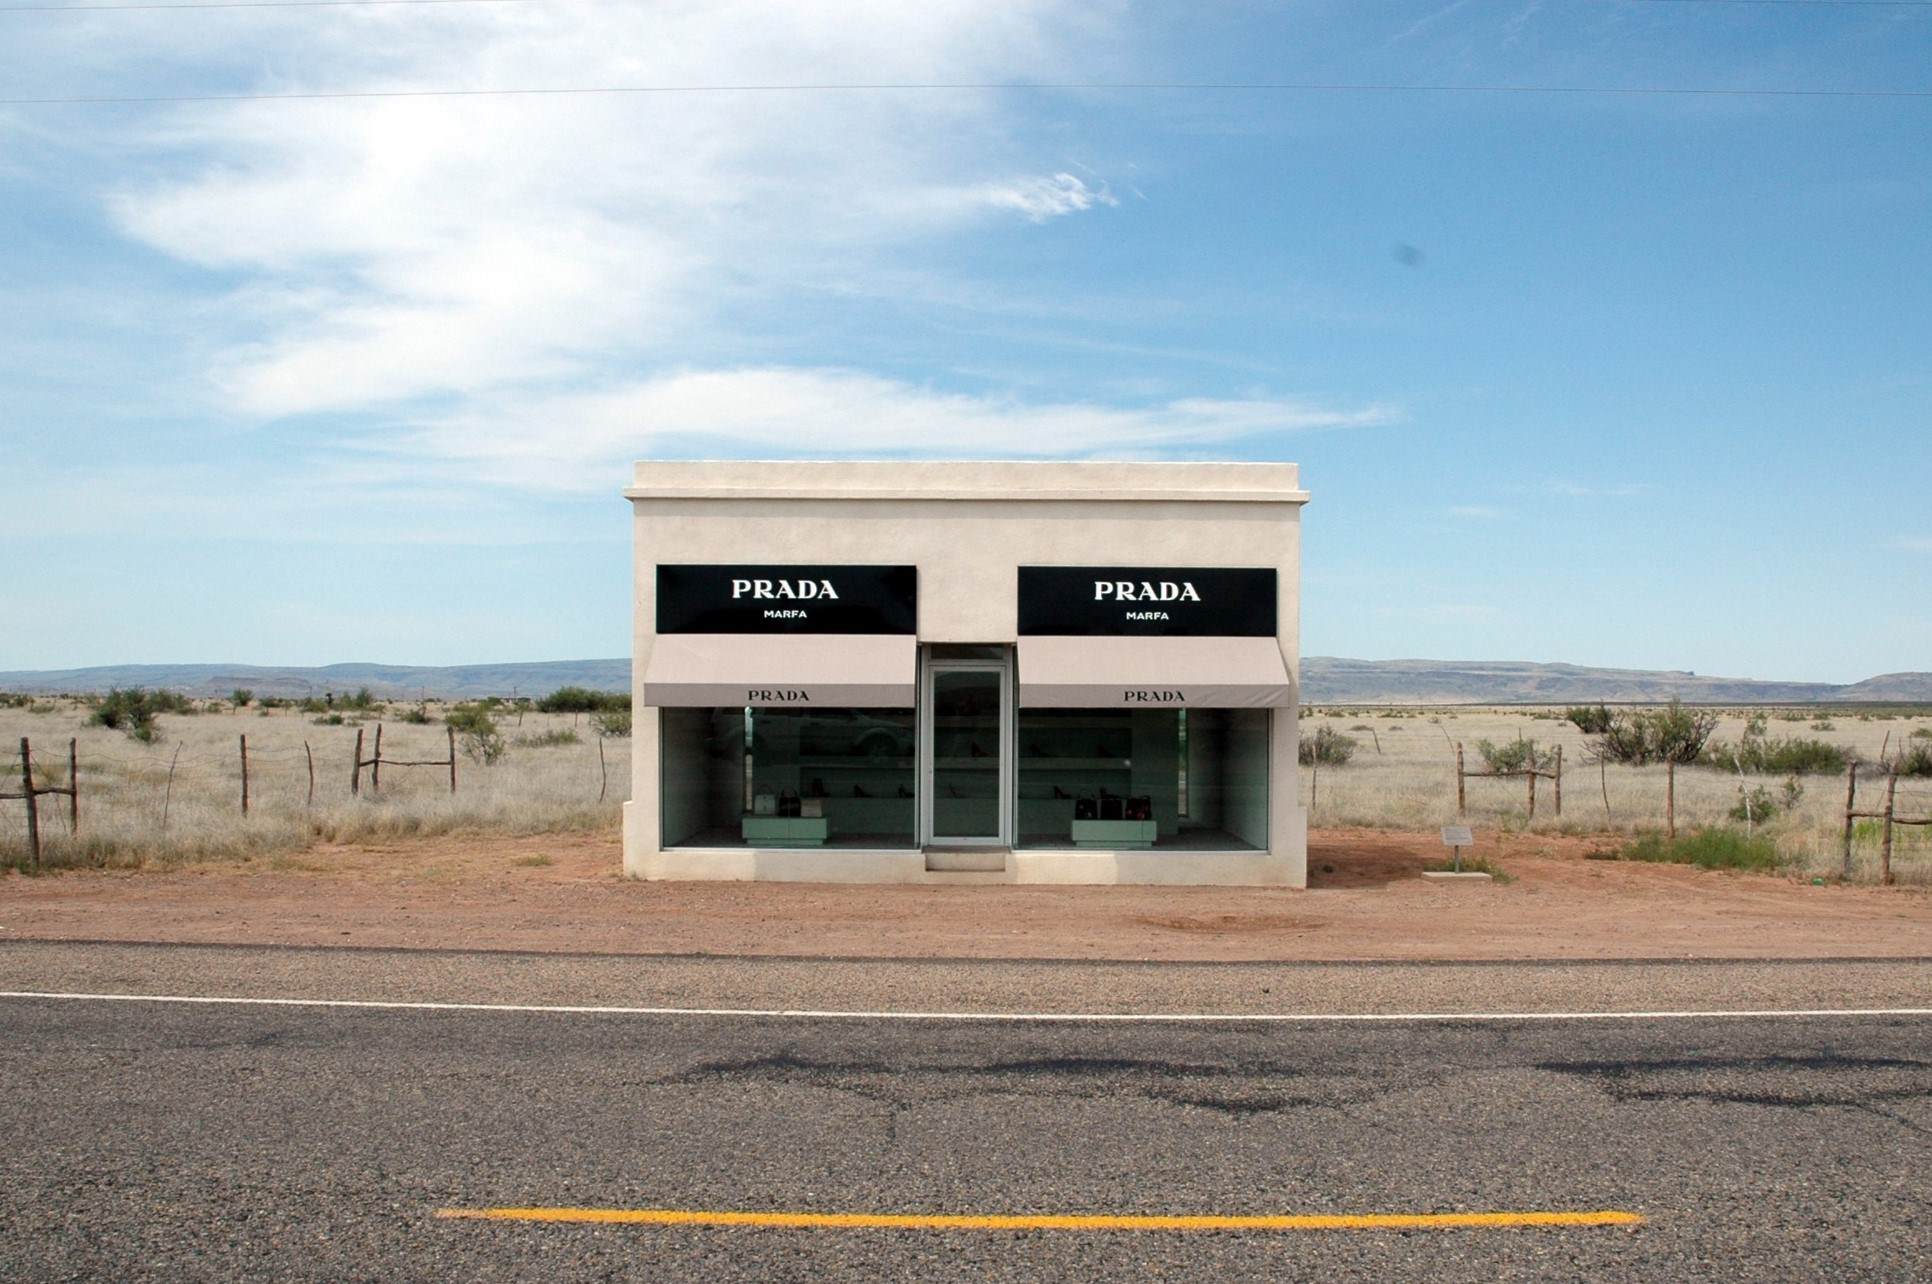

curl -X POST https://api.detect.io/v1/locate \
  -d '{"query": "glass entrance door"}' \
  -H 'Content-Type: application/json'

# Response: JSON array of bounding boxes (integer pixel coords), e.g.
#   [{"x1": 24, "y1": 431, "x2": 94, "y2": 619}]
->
[{"x1": 922, "y1": 661, "x2": 1010, "y2": 845}]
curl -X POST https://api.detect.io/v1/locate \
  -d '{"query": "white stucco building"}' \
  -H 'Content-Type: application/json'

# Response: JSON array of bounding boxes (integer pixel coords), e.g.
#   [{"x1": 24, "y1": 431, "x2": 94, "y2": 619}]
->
[{"x1": 622, "y1": 460, "x2": 1309, "y2": 886}]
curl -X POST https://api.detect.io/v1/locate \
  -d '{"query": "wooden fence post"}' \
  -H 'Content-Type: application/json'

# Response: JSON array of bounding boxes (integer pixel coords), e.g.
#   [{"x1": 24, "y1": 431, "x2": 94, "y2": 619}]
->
[
  {"x1": 371, "y1": 723, "x2": 383, "y2": 793},
  {"x1": 1666, "y1": 760, "x2": 1676, "y2": 839},
  {"x1": 239, "y1": 734, "x2": 250, "y2": 816},
  {"x1": 1841, "y1": 761, "x2": 1858, "y2": 880},
  {"x1": 1310, "y1": 754, "x2": 1319, "y2": 817},
  {"x1": 1455, "y1": 742, "x2": 1466, "y2": 817},
  {"x1": 448, "y1": 725, "x2": 457, "y2": 795},
  {"x1": 351, "y1": 727, "x2": 364, "y2": 796},
  {"x1": 1553, "y1": 745, "x2": 1562, "y2": 818},
  {"x1": 598, "y1": 734, "x2": 608, "y2": 804},
  {"x1": 68, "y1": 737, "x2": 78, "y2": 834},
  {"x1": 1526, "y1": 759, "x2": 1536, "y2": 821},
  {"x1": 1600, "y1": 751, "x2": 1612, "y2": 824},
  {"x1": 1881, "y1": 770, "x2": 1898, "y2": 887},
  {"x1": 305, "y1": 740, "x2": 315, "y2": 808},
  {"x1": 163, "y1": 743, "x2": 181, "y2": 829},
  {"x1": 18, "y1": 737, "x2": 39, "y2": 872}
]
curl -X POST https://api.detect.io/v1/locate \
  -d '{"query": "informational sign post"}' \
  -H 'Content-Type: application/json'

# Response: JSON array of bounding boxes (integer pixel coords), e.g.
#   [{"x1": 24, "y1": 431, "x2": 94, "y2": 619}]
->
[{"x1": 1440, "y1": 824, "x2": 1474, "y2": 873}]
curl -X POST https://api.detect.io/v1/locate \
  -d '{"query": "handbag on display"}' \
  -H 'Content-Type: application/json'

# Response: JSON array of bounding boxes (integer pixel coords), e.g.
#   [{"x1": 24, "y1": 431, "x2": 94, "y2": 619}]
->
[
  {"x1": 1073, "y1": 797, "x2": 1098, "y2": 821},
  {"x1": 1124, "y1": 796, "x2": 1152, "y2": 822},
  {"x1": 1100, "y1": 794, "x2": 1124, "y2": 821}
]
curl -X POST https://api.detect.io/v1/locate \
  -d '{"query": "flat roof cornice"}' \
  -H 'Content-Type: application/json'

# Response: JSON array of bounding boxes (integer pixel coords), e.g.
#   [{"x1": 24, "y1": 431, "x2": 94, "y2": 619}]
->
[{"x1": 626, "y1": 460, "x2": 1308, "y2": 504}]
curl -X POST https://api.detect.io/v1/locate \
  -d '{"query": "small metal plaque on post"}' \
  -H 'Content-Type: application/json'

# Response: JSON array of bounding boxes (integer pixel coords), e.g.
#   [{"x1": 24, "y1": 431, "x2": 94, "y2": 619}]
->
[{"x1": 1432, "y1": 824, "x2": 1480, "y2": 879}]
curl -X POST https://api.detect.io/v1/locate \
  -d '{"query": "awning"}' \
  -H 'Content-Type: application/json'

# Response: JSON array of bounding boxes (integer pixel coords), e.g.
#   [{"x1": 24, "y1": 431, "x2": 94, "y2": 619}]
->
[
  {"x1": 643, "y1": 634, "x2": 916, "y2": 708},
  {"x1": 1018, "y1": 636, "x2": 1293, "y2": 709}
]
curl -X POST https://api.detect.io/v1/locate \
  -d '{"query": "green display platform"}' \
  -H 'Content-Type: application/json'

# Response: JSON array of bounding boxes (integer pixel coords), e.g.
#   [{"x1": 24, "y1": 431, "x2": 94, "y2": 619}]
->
[
  {"x1": 741, "y1": 815, "x2": 830, "y2": 848},
  {"x1": 1070, "y1": 819, "x2": 1158, "y2": 850}
]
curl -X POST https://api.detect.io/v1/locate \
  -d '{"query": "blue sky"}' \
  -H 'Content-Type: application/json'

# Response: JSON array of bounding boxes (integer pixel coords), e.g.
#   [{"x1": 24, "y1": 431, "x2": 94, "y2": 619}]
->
[{"x1": 2, "y1": 0, "x2": 1927, "y2": 680}]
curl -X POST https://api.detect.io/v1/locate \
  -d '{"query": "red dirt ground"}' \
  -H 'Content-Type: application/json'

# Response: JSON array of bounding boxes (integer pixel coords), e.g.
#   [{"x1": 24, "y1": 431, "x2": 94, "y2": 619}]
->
[{"x1": 1, "y1": 827, "x2": 1925, "y2": 961}]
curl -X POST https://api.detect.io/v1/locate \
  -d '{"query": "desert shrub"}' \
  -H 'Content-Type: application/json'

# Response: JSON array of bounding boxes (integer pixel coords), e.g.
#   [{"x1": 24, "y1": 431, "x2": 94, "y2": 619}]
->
[
  {"x1": 537, "y1": 686, "x2": 628, "y2": 714},
  {"x1": 1703, "y1": 735, "x2": 1845, "y2": 775},
  {"x1": 1298, "y1": 726, "x2": 1356, "y2": 766},
  {"x1": 1565, "y1": 704, "x2": 1616, "y2": 734},
  {"x1": 299, "y1": 697, "x2": 329, "y2": 714},
  {"x1": 447, "y1": 703, "x2": 507, "y2": 764},
  {"x1": 1476, "y1": 737, "x2": 1554, "y2": 773},
  {"x1": 1743, "y1": 712, "x2": 1768, "y2": 737},
  {"x1": 312, "y1": 713, "x2": 346, "y2": 726},
  {"x1": 514, "y1": 728, "x2": 581, "y2": 749},
  {"x1": 88, "y1": 687, "x2": 191, "y2": 742},
  {"x1": 398, "y1": 704, "x2": 434, "y2": 725},
  {"x1": 1596, "y1": 700, "x2": 1718, "y2": 765},
  {"x1": 259, "y1": 696, "x2": 289, "y2": 709},
  {"x1": 591, "y1": 707, "x2": 633, "y2": 738},
  {"x1": 1810, "y1": 719, "x2": 1835, "y2": 731},
  {"x1": 1895, "y1": 744, "x2": 1932, "y2": 778},
  {"x1": 1911, "y1": 728, "x2": 1932, "y2": 740},
  {"x1": 231, "y1": 689, "x2": 254, "y2": 708},
  {"x1": 1728, "y1": 777, "x2": 1803, "y2": 824},
  {"x1": 342, "y1": 686, "x2": 380, "y2": 711},
  {"x1": 0, "y1": 692, "x2": 33, "y2": 709},
  {"x1": 1619, "y1": 829, "x2": 1783, "y2": 871}
]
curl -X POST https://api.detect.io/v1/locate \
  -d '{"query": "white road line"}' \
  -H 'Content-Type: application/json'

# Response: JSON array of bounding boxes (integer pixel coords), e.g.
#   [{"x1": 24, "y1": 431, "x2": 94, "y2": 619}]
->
[{"x1": 1, "y1": 991, "x2": 1929, "y2": 1023}]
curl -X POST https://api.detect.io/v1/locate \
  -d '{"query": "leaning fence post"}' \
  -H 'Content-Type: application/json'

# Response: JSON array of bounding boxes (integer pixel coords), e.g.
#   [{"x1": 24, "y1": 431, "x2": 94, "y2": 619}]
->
[
  {"x1": 304, "y1": 740, "x2": 315, "y2": 808},
  {"x1": 598, "y1": 733, "x2": 608, "y2": 804},
  {"x1": 371, "y1": 723, "x2": 383, "y2": 794},
  {"x1": 239, "y1": 733, "x2": 250, "y2": 816},
  {"x1": 1841, "y1": 761, "x2": 1858, "y2": 880},
  {"x1": 1455, "y1": 742, "x2": 1466, "y2": 817},
  {"x1": 1881, "y1": 770, "x2": 1898, "y2": 887},
  {"x1": 19, "y1": 737, "x2": 39, "y2": 872},
  {"x1": 351, "y1": 727, "x2": 364, "y2": 796},
  {"x1": 447, "y1": 725, "x2": 457, "y2": 795},
  {"x1": 68, "y1": 737, "x2": 78, "y2": 834},
  {"x1": 1666, "y1": 760, "x2": 1676, "y2": 838},
  {"x1": 1526, "y1": 757, "x2": 1536, "y2": 821},
  {"x1": 1553, "y1": 745, "x2": 1562, "y2": 818}
]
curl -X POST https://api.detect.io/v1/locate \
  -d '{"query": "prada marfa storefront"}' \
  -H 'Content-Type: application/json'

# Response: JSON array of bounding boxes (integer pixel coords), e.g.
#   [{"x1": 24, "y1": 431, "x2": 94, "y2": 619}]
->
[{"x1": 623, "y1": 460, "x2": 1309, "y2": 886}]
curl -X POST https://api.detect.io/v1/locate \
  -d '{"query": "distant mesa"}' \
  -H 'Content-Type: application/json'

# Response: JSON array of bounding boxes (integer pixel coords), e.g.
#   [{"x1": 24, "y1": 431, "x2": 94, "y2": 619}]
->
[{"x1": 1, "y1": 658, "x2": 1928, "y2": 704}]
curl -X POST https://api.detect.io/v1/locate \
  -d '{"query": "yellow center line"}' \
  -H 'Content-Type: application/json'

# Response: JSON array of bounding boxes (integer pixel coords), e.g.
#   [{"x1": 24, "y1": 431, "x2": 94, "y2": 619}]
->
[{"x1": 435, "y1": 1207, "x2": 1645, "y2": 1232}]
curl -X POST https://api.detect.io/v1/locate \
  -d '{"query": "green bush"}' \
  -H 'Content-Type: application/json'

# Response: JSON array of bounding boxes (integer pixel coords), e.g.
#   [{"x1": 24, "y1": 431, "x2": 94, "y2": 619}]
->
[
  {"x1": 398, "y1": 704, "x2": 434, "y2": 725},
  {"x1": 88, "y1": 687, "x2": 191, "y2": 742},
  {"x1": 1619, "y1": 829, "x2": 1783, "y2": 871},
  {"x1": 1476, "y1": 737, "x2": 1554, "y2": 773},
  {"x1": 591, "y1": 707, "x2": 632, "y2": 738},
  {"x1": 342, "y1": 686, "x2": 380, "y2": 711},
  {"x1": 1298, "y1": 726, "x2": 1356, "y2": 766},
  {"x1": 1565, "y1": 703, "x2": 1615, "y2": 735},
  {"x1": 0, "y1": 692, "x2": 34, "y2": 709},
  {"x1": 447, "y1": 703, "x2": 507, "y2": 764},
  {"x1": 1910, "y1": 728, "x2": 1932, "y2": 740},
  {"x1": 1895, "y1": 744, "x2": 1932, "y2": 778},
  {"x1": 1595, "y1": 700, "x2": 1719, "y2": 765},
  {"x1": 536, "y1": 686, "x2": 629, "y2": 714},
  {"x1": 1703, "y1": 735, "x2": 1846, "y2": 775},
  {"x1": 230, "y1": 688, "x2": 254, "y2": 708},
  {"x1": 1728, "y1": 777, "x2": 1803, "y2": 823}
]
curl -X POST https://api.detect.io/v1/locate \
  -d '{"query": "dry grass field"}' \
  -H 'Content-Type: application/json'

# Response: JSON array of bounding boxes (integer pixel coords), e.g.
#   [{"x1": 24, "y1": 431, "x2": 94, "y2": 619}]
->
[
  {"x1": 1299, "y1": 705, "x2": 1932, "y2": 884},
  {"x1": 2, "y1": 696, "x2": 1928, "y2": 884},
  {"x1": 0, "y1": 697, "x2": 625, "y2": 870}
]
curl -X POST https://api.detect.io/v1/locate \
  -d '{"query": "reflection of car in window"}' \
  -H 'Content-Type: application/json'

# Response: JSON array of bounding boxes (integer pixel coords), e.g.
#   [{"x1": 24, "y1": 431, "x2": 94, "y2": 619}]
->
[{"x1": 799, "y1": 709, "x2": 915, "y2": 758}]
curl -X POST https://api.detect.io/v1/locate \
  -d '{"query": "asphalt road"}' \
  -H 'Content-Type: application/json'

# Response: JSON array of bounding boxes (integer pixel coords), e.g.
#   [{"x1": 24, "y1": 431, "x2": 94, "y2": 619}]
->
[{"x1": 0, "y1": 951, "x2": 1927, "y2": 1281}]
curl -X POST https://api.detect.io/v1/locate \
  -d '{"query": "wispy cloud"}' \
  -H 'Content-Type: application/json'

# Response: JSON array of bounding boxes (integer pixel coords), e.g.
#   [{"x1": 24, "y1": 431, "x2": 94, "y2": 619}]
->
[
  {"x1": 379, "y1": 366, "x2": 1397, "y2": 492},
  {"x1": 90, "y1": 3, "x2": 1134, "y2": 419}
]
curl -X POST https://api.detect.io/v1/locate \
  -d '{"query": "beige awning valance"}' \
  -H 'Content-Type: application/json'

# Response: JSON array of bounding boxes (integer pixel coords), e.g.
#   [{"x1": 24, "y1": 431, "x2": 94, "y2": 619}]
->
[
  {"x1": 1018, "y1": 636, "x2": 1293, "y2": 709},
  {"x1": 643, "y1": 634, "x2": 917, "y2": 708}
]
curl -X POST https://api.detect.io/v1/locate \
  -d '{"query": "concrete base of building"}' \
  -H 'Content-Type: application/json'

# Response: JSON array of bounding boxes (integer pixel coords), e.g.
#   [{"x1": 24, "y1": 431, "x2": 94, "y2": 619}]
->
[
  {"x1": 1420, "y1": 870, "x2": 1494, "y2": 882},
  {"x1": 623, "y1": 803, "x2": 1308, "y2": 887}
]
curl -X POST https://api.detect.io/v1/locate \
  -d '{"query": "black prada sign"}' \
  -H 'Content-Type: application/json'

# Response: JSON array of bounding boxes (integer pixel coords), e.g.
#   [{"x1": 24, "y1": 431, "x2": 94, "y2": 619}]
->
[
  {"x1": 656, "y1": 564, "x2": 917, "y2": 635},
  {"x1": 1018, "y1": 566, "x2": 1276, "y2": 637}
]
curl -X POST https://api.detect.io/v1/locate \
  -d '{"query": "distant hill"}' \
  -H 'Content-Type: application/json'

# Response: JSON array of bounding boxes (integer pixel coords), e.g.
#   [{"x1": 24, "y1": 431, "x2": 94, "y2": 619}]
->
[{"x1": 2, "y1": 656, "x2": 1929, "y2": 705}]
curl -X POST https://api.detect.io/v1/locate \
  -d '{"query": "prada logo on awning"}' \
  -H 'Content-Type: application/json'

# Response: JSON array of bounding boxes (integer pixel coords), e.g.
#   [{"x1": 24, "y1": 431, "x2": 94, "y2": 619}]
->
[
  {"x1": 748, "y1": 688, "x2": 811, "y2": 702},
  {"x1": 731, "y1": 578, "x2": 840, "y2": 601},
  {"x1": 1125, "y1": 689, "x2": 1186, "y2": 703}
]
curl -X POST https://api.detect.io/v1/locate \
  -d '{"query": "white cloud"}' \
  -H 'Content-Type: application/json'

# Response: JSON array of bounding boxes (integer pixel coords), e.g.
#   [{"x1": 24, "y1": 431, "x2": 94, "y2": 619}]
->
[
  {"x1": 94, "y1": 1, "x2": 1132, "y2": 417},
  {"x1": 979, "y1": 172, "x2": 1118, "y2": 222},
  {"x1": 379, "y1": 366, "x2": 1395, "y2": 492}
]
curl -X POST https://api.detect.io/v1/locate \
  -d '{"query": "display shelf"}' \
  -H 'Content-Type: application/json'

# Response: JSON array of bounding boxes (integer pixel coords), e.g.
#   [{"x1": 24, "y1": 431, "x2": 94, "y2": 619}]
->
[
  {"x1": 740, "y1": 815, "x2": 830, "y2": 848},
  {"x1": 1070, "y1": 819, "x2": 1158, "y2": 850}
]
